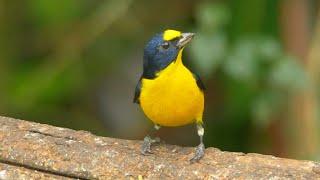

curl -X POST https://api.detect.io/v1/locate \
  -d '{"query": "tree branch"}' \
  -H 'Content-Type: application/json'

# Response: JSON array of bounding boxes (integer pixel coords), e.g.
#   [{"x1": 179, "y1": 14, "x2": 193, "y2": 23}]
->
[{"x1": 0, "y1": 116, "x2": 319, "y2": 179}]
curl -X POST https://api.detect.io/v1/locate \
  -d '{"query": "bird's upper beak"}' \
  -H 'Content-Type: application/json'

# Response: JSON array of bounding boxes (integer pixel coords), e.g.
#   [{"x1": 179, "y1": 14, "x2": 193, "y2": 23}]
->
[{"x1": 177, "y1": 32, "x2": 195, "y2": 49}]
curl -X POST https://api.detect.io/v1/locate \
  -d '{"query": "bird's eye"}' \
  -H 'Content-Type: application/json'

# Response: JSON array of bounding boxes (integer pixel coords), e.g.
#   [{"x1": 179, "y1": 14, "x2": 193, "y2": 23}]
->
[{"x1": 161, "y1": 42, "x2": 170, "y2": 49}]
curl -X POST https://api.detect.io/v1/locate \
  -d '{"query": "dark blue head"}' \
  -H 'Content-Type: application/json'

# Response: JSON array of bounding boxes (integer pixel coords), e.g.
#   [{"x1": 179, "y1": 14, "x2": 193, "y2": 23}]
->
[{"x1": 142, "y1": 29, "x2": 194, "y2": 79}]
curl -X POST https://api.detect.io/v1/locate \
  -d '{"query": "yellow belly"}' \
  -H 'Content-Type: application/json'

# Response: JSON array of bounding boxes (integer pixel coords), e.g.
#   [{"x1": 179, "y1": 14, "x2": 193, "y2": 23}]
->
[{"x1": 140, "y1": 61, "x2": 204, "y2": 127}]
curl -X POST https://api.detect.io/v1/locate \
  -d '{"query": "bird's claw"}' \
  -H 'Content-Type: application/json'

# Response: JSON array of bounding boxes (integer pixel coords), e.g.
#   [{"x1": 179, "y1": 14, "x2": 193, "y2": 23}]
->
[
  {"x1": 190, "y1": 143, "x2": 205, "y2": 163},
  {"x1": 141, "y1": 136, "x2": 160, "y2": 155}
]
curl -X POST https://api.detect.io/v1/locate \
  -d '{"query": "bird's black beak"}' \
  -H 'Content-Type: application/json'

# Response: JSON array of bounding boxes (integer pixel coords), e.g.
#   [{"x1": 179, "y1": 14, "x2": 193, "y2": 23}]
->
[{"x1": 177, "y1": 32, "x2": 195, "y2": 49}]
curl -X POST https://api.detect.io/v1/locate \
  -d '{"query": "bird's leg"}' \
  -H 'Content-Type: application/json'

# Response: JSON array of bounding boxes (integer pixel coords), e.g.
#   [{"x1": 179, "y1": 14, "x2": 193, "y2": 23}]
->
[
  {"x1": 141, "y1": 124, "x2": 161, "y2": 155},
  {"x1": 190, "y1": 123, "x2": 205, "y2": 163}
]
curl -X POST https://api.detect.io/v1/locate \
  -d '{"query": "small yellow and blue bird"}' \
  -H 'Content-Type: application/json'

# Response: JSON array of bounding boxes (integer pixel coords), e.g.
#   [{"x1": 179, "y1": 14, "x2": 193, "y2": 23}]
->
[{"x1": 134, "y1": 29, "x2": 205, "y2": 162}]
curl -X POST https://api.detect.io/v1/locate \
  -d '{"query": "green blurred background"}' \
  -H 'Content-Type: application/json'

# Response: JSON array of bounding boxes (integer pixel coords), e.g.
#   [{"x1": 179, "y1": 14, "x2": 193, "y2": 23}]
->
[{"x1": 1, "y1": 0, "x2": 319, "y2": 160}]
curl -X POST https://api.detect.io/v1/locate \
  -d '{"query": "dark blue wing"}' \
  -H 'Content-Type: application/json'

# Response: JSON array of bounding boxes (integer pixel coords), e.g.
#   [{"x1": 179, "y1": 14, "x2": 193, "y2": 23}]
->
[
  {"x1": 133, "y1": 76, "x2": 142, "y2": 104},
  {"x1": 192, "y1": 73, "x2": 205, "y2": 91}
]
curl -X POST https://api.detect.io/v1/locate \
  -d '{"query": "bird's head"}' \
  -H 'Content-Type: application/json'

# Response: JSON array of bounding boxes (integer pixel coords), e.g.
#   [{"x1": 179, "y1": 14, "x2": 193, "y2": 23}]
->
[{"x1": 142, "y1": 29, "x2": 195, "y2": 79}]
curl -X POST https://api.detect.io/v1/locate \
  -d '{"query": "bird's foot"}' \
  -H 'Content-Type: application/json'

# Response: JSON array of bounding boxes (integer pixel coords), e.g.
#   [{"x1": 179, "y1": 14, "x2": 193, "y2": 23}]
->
[
  {"x1": 141, "y1": 136, "x2": 160, "y2": 155},
  {"x1": 190, "y1": 143, "x2": 205, "y2": 163}
]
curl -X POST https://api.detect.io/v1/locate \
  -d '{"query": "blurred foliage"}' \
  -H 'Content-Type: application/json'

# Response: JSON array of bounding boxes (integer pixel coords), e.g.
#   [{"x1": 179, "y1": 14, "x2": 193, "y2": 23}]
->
[
  {"x1": 0, "y1": 0, "x2": 318, "y2": 159},
  {"x1": 191, "y1": 2, "x2": 307, "y2": 128}
]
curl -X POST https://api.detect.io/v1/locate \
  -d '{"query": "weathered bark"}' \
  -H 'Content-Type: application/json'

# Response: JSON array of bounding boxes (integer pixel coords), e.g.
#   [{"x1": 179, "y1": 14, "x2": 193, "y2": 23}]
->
[{"x1": 0, "y1": 116, "x2": 319, "y2": 179}]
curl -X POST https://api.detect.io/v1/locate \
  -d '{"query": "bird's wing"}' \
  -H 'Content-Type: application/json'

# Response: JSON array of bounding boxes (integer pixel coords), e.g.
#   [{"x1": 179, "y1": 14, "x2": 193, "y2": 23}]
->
[
  {"x1": 192, "y1": 72, "x2": 205, "y2": 91},
  {"x1": 133, "y1": 76, "x2": 142, "y2": 104}
]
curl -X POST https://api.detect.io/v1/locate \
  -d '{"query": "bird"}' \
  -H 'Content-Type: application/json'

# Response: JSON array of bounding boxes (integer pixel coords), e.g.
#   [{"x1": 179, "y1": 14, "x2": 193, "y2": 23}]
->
[{"x1": 133, "y1": 29, "x2": 205, "y2": 162}]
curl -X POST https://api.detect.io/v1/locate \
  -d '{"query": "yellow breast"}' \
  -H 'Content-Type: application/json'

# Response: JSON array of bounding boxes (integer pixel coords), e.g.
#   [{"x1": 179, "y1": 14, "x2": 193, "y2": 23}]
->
[{"x1": 140, "y1": 52, "x2": 204, "y2": 127}]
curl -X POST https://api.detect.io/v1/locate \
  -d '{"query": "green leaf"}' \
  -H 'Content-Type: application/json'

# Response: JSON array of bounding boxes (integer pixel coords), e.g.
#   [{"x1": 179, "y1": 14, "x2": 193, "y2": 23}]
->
[
  {"x1": 257, "y1": 37, "x2": 282, "y2": 61},
  {"x1": 268, "y1": 55, "x2": 308, "y2": 91},
  {"x1": 189, "y1": 32, "x2": 227, "y2": 76},
  {"x1": 251, "y1": 91, "x2": 282, "y2": 127},
  {"x1": 223, "y1": 38, "x2": 258, "y2": 82},
  {"x1": 195, "y1": 2, "x2": 231, "y2": 32}
]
